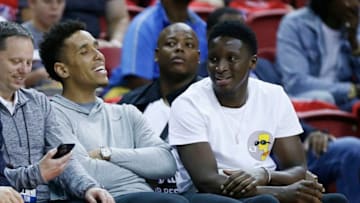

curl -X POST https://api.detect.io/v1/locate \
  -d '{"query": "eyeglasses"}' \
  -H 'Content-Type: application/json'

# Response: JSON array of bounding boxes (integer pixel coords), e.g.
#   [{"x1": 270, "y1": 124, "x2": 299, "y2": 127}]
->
[{"x1": 254, "y1": 140, "x2": 270, "y2": 146}]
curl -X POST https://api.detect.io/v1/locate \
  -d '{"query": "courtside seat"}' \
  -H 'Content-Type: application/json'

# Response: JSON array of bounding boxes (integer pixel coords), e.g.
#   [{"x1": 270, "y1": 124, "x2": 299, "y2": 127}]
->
[
  {"x1": 189, "y1": 1, "x2": 217, "y2": 21},
  {"x1": 297, "y1": 109, "x2": 360, "y2": 138},
  {"x1": 246, "y1": 8, "x2": 290, "y2": 51},
  {"x1": 99, "y1": 47, "x2": 122, "y2": 78}
]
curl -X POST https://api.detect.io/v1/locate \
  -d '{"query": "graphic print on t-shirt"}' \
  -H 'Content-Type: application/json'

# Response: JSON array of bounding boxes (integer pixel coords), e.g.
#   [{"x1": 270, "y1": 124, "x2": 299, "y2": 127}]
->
[{"x1": 247, "y1": 131, "x2": 274, "y2": 161}]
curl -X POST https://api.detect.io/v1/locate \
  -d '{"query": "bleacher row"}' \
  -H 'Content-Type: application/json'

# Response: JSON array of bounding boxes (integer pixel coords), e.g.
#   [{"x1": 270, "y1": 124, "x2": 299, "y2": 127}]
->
[{"x1": 99, "y1": 0, "x2": 360, "y2": 143}]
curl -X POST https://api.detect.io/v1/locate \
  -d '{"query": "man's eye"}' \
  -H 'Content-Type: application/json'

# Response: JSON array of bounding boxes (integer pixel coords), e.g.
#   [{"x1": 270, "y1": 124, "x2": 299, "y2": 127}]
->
[
  {"x1": 11, "y1": 59, "x2": 21, "y2": 64},
  {"x1": 80, "y1": 50, "x2": 88, "y2": 55},
  {"x1": 229, "y1": 56, "x2": 237, "y2": 62},
  {"x1": 209, "y1": 57, "x2": 217, "y2": 63},
  {"x1": 167, "y1": 42, "x2": 175, "y2": 47}
]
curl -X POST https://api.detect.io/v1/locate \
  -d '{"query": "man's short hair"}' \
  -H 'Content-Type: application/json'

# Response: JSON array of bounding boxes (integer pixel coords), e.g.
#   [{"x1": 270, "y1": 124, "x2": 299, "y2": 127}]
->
[
  {"x1": 208, "y1": 21, "x2": 258, "y2": 55},
  {"x1": 206, "y1": 7, "x2": 243, "y2": 32},
  {"x1": 309, "y1": 0, "x2": 331, "y2": 18},
  {"x1": 40, "y1": 20, "x2": 86, "y2": 82},
  {"x1": 0, "y1": 21, "x2": 33, "y2": 51}
]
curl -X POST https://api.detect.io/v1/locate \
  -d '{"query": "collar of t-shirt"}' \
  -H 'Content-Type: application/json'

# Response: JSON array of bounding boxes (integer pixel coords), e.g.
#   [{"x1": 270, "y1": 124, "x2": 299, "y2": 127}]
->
[{"x1": 0, "y1": 92, "x2": 18, "y2": 115}]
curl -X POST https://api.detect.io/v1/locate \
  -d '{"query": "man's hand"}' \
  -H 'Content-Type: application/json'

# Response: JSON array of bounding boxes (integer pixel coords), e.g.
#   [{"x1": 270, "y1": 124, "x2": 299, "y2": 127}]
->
[
  {"x1": 88, "y1": 148, "x2": 102, "y2": 160},
  {"x1": 85, "y1": 187, "x2": 115, "y2": 203},
  {"x1": 277, "y1": 180, "x2": 324, "y2": 203},
  {"x1": 39, "y1": 148, "x2": 72, "y2": 182},
  {"x1": 220, "y1": 168, "x2": 266, "y2": 198},
  {"x1": 304, "y1": 131, "x2": 335, "y2": 157},
  {"x1": 0, "y1": 186, "x2": 23, "y2": 203}
]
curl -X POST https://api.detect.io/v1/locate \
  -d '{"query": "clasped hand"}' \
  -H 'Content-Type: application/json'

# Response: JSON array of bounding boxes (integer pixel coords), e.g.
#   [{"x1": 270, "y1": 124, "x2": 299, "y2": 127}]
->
[
  {"x1": 278, "y1": 180, "x2": 324, "y2": 203},
  {"x1": 220, "y1": 168, "x2": 268, "y2": 198}
]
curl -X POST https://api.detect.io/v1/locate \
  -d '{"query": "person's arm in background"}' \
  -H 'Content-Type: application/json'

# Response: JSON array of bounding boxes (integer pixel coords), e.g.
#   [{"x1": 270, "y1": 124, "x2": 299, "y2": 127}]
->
[
  {"x1": 105, "y1": 0, "x2": 129, "y2": 47},
  {"x1": 108, "y1": 16, "x2": 156, "y2": 89},
  {"x1": 24, "y1": 52, "x2": 49, "y2": 88},
  {"x1": 24, "y1": 68, "x2": 49, "y2": 87},
  {"x1": 343, "y1": 0, "x2": 359, "y2": 55},
  {"x1": 300, "y1": 121, "x2": 336, "y2": 158}
]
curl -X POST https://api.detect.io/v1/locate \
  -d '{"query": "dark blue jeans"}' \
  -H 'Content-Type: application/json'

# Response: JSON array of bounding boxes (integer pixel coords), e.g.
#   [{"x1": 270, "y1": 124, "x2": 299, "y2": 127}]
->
[
  {"x1": 307, "y1": 137, "x2": 360, "y2": 203},
  {"x1": 189, "y1": 193, "x2": 279, "y2": 203},
  {"x1": 114, "y1": 192, "x2": 189, "y2": 203}
]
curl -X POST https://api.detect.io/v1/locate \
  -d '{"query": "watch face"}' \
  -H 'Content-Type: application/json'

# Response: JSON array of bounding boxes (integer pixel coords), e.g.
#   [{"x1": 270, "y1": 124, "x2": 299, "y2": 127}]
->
[{"x1": 101, "y1": 147, "x2": 111, "y2": 157}]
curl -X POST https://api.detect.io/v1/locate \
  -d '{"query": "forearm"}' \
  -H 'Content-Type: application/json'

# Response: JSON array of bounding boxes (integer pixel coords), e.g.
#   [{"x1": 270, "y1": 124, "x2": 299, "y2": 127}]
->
[
  {"x1": 195, "y1": 173, "x2": 227, "y2": 194},
  {"x1": 25, "y1": 68, "x2": 48, "y2": 87},
  {"x1": 255, "y1": 186, "x2": 285, "y2": 201},
  {"x1": 59, "y1": 157, "x2": 99, "y2": 199},
  {"x1": 4, "y1": 164, "x2": 45, "y2": 190},
  {"x1": 269, "y1": 166, "x2": 306, "y2": 186},
  {"x1": 106, "y1": 0, "x2": 129, "y2": 44},
  {"x1": 110, "y1": 147, "x2": 176, "y2": 179}
]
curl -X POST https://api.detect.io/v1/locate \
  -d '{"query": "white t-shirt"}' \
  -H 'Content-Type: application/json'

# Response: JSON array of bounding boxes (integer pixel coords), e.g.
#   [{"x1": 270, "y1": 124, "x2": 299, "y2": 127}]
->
[
  {"x1": 0, "y1": 92, "x2": 18, "y2": 115},
  {"x1": 143, "y1": 98, "x2": 170, "y2": 137},
  {"x1": 169, "y1": 77, "x2": 303, "y2": 193}
]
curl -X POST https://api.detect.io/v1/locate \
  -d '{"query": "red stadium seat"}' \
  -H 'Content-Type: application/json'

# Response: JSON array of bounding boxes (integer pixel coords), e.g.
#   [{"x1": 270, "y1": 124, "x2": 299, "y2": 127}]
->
[
  {"x1": 99, "y1": 47, "x2": 122, "y2": 78},
  {"x1": 189, "y1": 1, "x2": 217, "y2": 21},
  {"x1": 297, "y1": 109, "x2": 360, "y2": 138},
  {"x1": 246, "y1": 8, "x2": 290, "y2": 51}
]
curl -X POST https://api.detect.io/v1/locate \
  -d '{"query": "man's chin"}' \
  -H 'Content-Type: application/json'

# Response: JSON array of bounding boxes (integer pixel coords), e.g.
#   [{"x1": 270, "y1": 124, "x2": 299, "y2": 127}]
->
[{"x1": 98, "y1": 82, "x2": 109, "y2": 88}]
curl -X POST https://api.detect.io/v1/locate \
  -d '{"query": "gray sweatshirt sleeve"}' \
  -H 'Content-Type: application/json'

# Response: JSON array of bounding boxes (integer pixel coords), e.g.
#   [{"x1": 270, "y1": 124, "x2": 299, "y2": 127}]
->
[
  {"x1": 44, "y1": 100, "x2": 100, "y2": 198},
  {"x1": 109, "y1": 106, "x2": 176, "y2": 180},
  {"x1": 4, "y1": 163, "x2": 45, "y2": 190}
]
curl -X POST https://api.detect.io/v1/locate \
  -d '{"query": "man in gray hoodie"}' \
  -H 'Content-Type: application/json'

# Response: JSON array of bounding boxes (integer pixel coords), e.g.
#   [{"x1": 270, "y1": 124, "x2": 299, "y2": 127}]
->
[
  {"x1": 40, "y1": 20, "x2": 188, "y2": 203},
  {"x1": 0, "y1": 21, "x2": 114, "y2": 202}
]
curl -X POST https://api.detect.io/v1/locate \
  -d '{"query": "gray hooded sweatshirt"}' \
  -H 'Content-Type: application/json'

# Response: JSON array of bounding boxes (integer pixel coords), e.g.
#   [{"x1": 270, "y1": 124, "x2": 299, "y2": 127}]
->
[{"x1": 50, "y1": 95, "x2": 176, "y2": 198}]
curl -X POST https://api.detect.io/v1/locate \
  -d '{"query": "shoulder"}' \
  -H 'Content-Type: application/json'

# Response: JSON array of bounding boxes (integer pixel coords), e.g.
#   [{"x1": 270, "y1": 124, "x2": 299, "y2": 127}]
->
[
  {"x1": 120, "y1": 83, "x2": 154, "y2": 104},
  {"x1": 249, "y1": 78, "x2": 287, "y2": 98},
  {"x1": 281, "y1": 7, "x2": 317, "y2": 26},
  {"x1": 19, "y1": 88, "x2": 49, "y2": 104},
  {"x1": 173, "y1": 78, "x2": 211, "y2": 106},
  {"x1": 128, "y1": 5, "x2": 160, "y2": 31},
  {"x1": 188, "y1": 9, "x2": 206, "y2": 26},
  {"x1": 17, "y1": 89, "x2": 52, "y2": 115},
  {"x1": 108, "y1": 103, "x2": 142, "y2": 116}
]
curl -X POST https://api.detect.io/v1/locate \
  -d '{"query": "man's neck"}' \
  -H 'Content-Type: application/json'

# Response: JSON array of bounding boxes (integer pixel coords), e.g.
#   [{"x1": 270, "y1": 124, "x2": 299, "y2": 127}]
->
[
  {"x1": 159, "y1": 75, "x2": 194, "y2": 98},
  {"x1": 322, "y1": 16, "x2": 342, "y2": 30},
  {"x1": 31, "y1": 19, "x2": 50, "y2": 33},
  {"x1": 216, "y1": 87, "x2": 248, "y2": 108},
  {"x1": 62, "y1": 85, "x2": 97, "y2": 104},
  {"x1": 0, "y1": 91, "x2": 15, "y2": 103}
]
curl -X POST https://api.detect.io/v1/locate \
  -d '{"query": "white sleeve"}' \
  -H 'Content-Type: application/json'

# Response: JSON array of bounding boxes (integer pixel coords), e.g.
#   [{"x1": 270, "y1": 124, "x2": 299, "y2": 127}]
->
[
  {"x1": 275, "y1": 87, "x2": 303, "y2": 138},
  {"x1": 169, "y1": 96, "x2": 209, "y2": 146}
]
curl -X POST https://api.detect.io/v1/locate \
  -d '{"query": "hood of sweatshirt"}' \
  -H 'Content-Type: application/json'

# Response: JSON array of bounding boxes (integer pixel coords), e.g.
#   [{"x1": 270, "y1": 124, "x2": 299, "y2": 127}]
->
[{"x1": 50, "y1": 94, "x2": 104, "y2": 116}]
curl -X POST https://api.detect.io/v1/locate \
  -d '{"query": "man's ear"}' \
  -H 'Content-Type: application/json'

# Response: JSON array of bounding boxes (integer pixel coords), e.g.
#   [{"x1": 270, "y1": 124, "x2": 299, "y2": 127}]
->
[
  {"x1": 154, "y1": 48, "x2": 159, "y2": 62},
  {"x1": 197, "y1": 50, "x2": 200, "y2": 64},
  {"x1": 249, "y1": 55, "x2": 258, "y2": 70},
  {"x1": 54, "y1": 62, "x2": 69, "y2": 79}
]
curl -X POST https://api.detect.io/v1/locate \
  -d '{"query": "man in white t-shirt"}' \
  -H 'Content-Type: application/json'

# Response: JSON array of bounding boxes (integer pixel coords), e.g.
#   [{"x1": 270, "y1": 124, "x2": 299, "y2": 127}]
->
[{"x1": 169, "y1": 21, "x2": 348, "y2": 203}]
